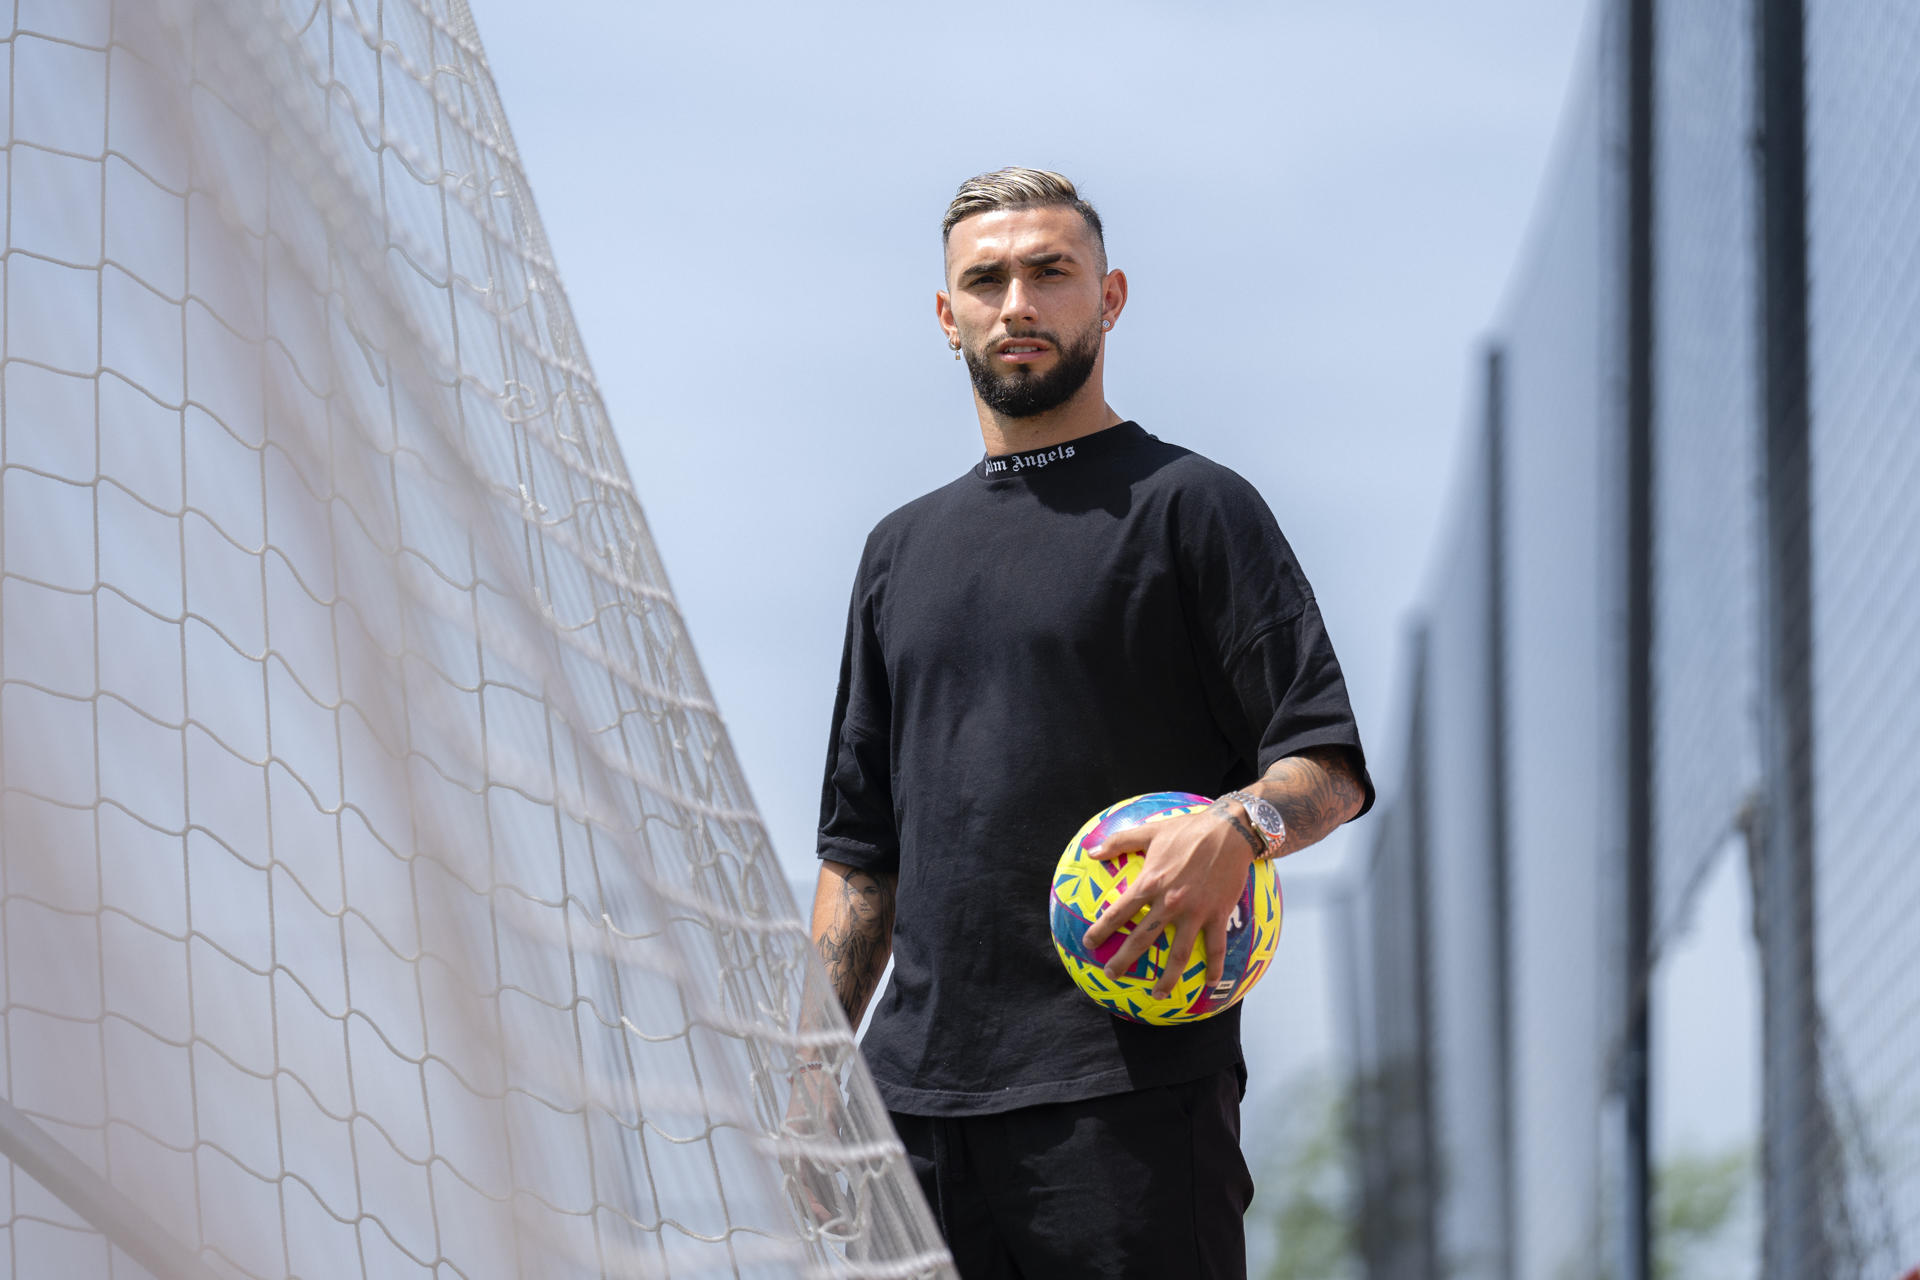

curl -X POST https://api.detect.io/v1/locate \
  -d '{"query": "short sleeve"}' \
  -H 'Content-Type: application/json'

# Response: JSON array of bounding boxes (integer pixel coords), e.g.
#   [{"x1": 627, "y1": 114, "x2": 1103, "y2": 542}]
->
[
  {"x1": 1226, "y1": 603, "x2": 1375, "y2": 817},
  {"x1": 1178, "y1": 467, "x2": 1376, "y2": 818},
  {"x1": 816, "y1": 546, "x2": 900, "y2": 870}
]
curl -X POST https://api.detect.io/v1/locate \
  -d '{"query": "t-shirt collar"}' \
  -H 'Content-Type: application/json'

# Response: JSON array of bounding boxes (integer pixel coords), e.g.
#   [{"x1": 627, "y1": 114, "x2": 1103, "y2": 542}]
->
[{"x1": 974, "y1": 421, "x2": 1147, "y2": 480}]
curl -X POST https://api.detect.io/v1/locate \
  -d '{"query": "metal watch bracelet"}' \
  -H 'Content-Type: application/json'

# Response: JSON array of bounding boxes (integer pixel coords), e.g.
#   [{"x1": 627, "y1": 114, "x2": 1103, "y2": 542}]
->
[{"x1": 1220, "y1": 790, "x2": 1286, "y2": 859}]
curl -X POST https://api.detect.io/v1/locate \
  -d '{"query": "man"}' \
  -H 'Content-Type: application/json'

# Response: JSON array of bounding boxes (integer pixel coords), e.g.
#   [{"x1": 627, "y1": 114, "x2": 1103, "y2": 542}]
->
[{"x1": 806, "y1": 168, "x2": 1372, "y2": 1278}]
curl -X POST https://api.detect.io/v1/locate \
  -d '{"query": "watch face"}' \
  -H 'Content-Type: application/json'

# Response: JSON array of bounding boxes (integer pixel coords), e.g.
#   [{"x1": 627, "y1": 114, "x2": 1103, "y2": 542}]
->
[{"x1": 1232, "y1": 792, "x2": 1284, "y2": 840}]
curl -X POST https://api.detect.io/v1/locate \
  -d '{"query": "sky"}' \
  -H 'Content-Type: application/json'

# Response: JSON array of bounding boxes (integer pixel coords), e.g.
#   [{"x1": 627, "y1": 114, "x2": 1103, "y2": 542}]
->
[
  {"x1": 457, "y1": 1, "x2": 1608, "y2": 1255},
  {"x1": 461, "y1": 0, "x2": 1595, "y2": 889}
]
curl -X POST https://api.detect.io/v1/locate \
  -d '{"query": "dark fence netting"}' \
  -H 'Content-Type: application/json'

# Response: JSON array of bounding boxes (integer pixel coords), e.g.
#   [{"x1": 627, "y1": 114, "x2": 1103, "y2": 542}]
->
[
  {"x1": 1648, "y1": 6, "x2": 1768, "y2": 1277},
  {"x1": 1414, "y1": 393, "x2": 1510, "y2": 1280},
  {"x1": 1329, "y1": 1, "x2": 1920, "y2": 1278},
  {"x1": 1338, "y1": 38, "x2": 1615, "y2": 1277},
  {"x1": 1337, "y1": 656, "x2": 1438, "y2": 1280},
  {"x1": 1806, "y1": 2, "x2": 1920, "y2": 1274},
  {"x1": 1489, "y1": 54, "x2": 1611, "y2": 1280},
  {"x1": 1650, "y1": 0, "x2": 1761, "y2": 950}
]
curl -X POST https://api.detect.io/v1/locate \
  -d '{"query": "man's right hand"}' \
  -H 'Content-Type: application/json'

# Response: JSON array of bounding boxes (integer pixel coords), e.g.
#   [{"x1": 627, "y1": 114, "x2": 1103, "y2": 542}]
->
[
  {"x1": 784, "y1": 860, "x2": 897, "y2": 1231},
  {"x1": 780, "y1": 1062, "x2": 854, "y2": 1232}
]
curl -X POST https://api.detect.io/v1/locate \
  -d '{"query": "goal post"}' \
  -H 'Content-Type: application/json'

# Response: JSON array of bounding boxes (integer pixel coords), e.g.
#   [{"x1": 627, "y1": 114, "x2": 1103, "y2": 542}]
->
[{"x1": 0, "y1": 0, "x2": 950, "y2": 1275}]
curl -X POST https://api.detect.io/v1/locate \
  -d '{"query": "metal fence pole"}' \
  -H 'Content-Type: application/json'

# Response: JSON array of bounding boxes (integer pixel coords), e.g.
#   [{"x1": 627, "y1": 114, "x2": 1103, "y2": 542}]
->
[
  {"x1": 1752, "y1": 0, "x2": 1827, "y2": 1274},
  {"x1": 1405, "y1": 625, "x2": 1442, "y2": 1280},
  {"x1": 1483, "y1": 344, "x2": 1517, "y2": 1280},
  {"x1": 1619, "y1": 0, "x2": 1656, "y2": 1276}
]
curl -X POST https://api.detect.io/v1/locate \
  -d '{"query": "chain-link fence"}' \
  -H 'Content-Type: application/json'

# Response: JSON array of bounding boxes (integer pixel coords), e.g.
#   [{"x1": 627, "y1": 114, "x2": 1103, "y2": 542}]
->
[{"x1": 1334, "y1": 1, "x2": 1920, "y2": 1277}]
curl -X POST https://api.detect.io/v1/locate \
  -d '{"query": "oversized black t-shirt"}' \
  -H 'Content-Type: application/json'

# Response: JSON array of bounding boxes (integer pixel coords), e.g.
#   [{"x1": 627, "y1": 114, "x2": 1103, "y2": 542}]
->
[{"x1": 817, "y1": 421, "x2": 1373, "y2": 1117}]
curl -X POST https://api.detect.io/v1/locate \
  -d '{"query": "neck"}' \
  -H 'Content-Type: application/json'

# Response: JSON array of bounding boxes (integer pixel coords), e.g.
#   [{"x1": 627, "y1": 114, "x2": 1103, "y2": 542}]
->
[{"x1": 975, "y1": 385, "x2": 1125, "y2": 456}]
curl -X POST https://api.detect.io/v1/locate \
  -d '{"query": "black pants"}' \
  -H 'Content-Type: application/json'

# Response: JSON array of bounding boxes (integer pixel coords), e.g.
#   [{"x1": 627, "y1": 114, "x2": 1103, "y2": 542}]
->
[{"x1": 890, "y1": 1067, "x2": 1253, "y2": 1280}]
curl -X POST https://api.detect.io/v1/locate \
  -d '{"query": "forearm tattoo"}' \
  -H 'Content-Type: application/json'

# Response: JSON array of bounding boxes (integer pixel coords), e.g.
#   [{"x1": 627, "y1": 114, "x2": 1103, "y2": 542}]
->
[
  {"x1": 817, "y1": 869, "x2": 896, "y2": 1024},
  {"x1": 1248, "y1": 746, "x2": 1367, "y2": 857}
]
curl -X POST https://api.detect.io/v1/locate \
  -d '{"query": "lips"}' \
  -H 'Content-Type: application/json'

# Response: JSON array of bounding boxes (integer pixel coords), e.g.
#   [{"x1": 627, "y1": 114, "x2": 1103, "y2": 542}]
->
[{"x1": 994, "y1": 338, "x2": 1053, "y2": 362}]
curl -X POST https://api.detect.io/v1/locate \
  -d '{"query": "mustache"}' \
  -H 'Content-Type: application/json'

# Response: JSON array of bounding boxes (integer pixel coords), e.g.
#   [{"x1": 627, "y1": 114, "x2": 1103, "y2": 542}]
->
[{"x1": 986, "y1": 328, "x2": 1063, "y2": 349}]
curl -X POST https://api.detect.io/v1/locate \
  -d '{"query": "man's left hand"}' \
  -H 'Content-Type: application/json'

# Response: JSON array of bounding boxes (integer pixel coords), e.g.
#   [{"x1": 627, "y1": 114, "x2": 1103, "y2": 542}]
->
[{"x1": 1080, "y1": 803, "x2": 1262, "y2": 999}]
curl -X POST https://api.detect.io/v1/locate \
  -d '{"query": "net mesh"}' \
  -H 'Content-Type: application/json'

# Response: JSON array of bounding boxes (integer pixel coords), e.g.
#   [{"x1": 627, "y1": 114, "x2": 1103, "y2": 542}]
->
[
  {"x1": 1648, "y1": 0, "x2": 1761, "y2": 951},
  {"x1": 1334, "y1": 38, "x2": 1617, "y2": 1279},
  {"x1": 0, "y1": 0, "x2": 949, "y2": 1275},
  {"x1": 1489, "y1": 55, "x2": 1609, "y2": 1278},
  {"x1": 1412, "y1": 392, "x2": 1509, "y2": 1280},
  {"x1": 1337, "y1": 673, "x2": 1437, "y2": 1280},
  {"x1": 1330, "y1": 3, "x2": 1920, "y2": 1275},
  {"x1": 1806, "y1": 2, "x2": 1920, "y2": 1272}
]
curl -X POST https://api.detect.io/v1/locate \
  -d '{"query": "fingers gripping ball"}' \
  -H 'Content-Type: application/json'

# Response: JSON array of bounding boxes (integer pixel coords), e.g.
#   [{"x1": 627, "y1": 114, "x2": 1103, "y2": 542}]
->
[{"x1": 1049, "y1": 791, "x2": 1283, "y2": 1025}]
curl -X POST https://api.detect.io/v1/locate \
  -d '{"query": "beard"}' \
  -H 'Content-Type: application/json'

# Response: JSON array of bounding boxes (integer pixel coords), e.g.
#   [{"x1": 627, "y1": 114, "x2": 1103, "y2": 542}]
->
[{"x1": 962, "y1": 321, "x2": 1102, "y2": 419}]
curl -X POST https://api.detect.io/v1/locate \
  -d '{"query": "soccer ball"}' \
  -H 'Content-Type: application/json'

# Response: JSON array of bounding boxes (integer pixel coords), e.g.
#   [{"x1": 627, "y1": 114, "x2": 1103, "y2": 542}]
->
[{"x1": 1049, "y1": 791, "x2": 1283, "y2": 1025}]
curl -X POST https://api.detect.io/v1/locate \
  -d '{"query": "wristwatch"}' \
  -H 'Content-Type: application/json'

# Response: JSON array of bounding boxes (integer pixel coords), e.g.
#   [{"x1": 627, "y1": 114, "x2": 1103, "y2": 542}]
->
[{"x1": 1221, "y1": 790, "x2": 1286, "y2": 859}]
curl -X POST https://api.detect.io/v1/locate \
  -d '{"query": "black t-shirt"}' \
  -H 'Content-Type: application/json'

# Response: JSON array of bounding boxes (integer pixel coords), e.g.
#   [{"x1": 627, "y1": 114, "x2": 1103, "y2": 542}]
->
[{"x1": 817, "y1": 421, "x2": 1373, "y2": 1116}]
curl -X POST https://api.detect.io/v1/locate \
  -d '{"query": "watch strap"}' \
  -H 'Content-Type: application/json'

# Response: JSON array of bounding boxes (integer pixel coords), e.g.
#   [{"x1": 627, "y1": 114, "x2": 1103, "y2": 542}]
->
[{"x1": 1222, "y1": 790, "x2": 1286, "y2": 859}]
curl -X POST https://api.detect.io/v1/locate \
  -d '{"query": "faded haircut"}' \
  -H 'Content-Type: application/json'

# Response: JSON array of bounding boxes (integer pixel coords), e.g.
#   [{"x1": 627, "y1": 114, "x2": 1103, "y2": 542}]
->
[{"x1": 941, "y1": 167, "x2": 1106, "y2": 269}]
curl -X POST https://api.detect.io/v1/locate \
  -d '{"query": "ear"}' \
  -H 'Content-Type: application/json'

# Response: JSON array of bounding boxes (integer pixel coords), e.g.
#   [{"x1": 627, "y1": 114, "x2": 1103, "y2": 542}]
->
[
  {"x1": 1100, "y1": 268, "x2": 1129, "y2": 332},
  {"x1": 935, "y1": 290, "x2": 959, "y2": 347}
]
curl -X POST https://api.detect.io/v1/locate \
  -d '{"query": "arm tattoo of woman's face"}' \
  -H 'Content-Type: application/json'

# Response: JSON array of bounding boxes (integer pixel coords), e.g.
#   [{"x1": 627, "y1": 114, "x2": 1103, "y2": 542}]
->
[{"x1": 817, "y1": 870, "x2": 896, "y2": 1023}]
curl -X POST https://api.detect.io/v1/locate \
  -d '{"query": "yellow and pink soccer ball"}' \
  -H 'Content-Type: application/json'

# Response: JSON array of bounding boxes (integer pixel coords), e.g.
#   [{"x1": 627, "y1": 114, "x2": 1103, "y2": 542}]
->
[{"x1": 1049, "y1": 791, "x2": 1283, "y2": 1025}]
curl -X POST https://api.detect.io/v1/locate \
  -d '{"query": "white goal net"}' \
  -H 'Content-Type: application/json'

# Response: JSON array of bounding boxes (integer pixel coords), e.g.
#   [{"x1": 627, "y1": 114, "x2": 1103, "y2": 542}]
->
[{"x1": 0, "y1": 0, "x2": 950, "y2": 1275}]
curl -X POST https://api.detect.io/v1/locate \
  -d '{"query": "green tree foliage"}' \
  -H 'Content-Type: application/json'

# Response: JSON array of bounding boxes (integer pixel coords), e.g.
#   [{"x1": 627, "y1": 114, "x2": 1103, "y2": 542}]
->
[
  {"x1": 1655, "y1": 1145, "x2": 1753, "y2": 1280},
  {"x1": 1255, "y1": 1071, "x2": 1360, "y2": 1280},
  {"x1": 1251, "y1": 1067, "x2": 1752, "y2": 1279}
]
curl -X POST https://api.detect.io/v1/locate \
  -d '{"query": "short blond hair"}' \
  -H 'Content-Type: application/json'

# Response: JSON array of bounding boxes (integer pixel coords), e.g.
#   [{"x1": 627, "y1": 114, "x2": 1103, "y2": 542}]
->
[{"x1": 941, "y1": 167, "x2": 1106, "y2": 266}]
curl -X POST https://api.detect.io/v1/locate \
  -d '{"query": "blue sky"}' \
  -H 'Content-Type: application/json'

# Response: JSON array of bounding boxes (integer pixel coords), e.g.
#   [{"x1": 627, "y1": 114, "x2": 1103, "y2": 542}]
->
[
  {"x1": 462, "y1": 0, "x2": 1594, "y2": 892},
  {"x1": 454, "y1": 17, "x2": 1688, "y2": 1259},
  {"x1": 457, "y1": 8, "x2": 1609, "y2": 1208}
]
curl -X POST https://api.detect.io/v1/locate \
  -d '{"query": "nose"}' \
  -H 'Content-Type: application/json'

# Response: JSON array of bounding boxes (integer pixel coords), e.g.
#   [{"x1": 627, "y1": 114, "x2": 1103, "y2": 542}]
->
[{"x1": 1000, "y1": 278, "x2": 1038, "y2": 326}]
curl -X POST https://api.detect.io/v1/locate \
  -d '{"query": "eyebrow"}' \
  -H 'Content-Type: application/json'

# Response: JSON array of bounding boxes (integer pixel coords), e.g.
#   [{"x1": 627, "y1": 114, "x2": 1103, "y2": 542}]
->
[{"x1": 957, "y1": 250, "x2": 1077, "y2": 285}]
